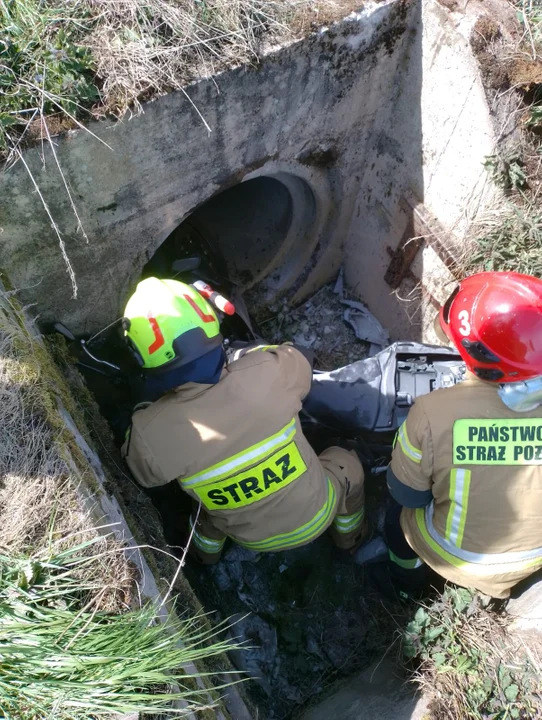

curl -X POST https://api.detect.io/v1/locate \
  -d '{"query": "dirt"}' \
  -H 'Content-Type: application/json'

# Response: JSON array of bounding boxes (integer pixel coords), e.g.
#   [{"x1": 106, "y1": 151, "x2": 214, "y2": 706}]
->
[
  {"x1": 25, "y1": 114, "x2": 78, "y2": 143},
  {"x1": 470, "y1": 17, "x2": 511, "y2": 92},
  {"x1": 470, "y1": 16, "x2": 502, "y2": 53},
  {"x1": 253, "y1": 281, "x2": 370, "y2": 370},
  {"x1": 470, "y1": 12, "x2": 542, "y2": 97},
  {"x1": 185, "y1": 475, "x2": 406, "y2": 720},
  {"x1": 289, "y1": 1, "x2": 366, "y2": 37},
  {"x1": 509, "y1": 57, "x2": 542, "y2": 87}
]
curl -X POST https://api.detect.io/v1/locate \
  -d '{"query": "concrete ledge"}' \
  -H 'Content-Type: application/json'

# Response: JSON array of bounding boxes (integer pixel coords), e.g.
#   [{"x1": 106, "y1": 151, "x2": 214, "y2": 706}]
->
[{"x1": 298, "y1": 657, "x2": 430, "y2": 720}]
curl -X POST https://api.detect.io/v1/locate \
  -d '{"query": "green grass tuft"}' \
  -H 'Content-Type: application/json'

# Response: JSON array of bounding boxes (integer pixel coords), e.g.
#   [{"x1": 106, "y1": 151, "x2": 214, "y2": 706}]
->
[
  {"x1": 0, "y1": 0, "x2": 98, "y2": 152},
  {"x1": 0, "y1": 539, "x2": 243, "y2": 718}
]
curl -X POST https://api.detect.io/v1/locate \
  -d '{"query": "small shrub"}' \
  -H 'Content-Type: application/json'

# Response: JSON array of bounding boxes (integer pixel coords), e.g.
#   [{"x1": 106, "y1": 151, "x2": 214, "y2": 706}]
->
[
  {"x1": 463, "y1": 203, "x2": 542, "y2": 277},
  {"x1": 402, "y1": 586, "x2": 541, "y2": 720},
  {"x1": 483, "y1": 154, "x2": 528, "y2": 191},
  {"x1": 527, "y1": 105, "x2": 542, "y2": 129}
]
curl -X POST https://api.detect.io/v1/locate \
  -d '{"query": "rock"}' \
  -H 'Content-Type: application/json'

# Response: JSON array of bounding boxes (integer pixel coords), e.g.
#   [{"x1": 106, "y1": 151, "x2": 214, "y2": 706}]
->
[
  {"x1": 227, "y1": 614, "x2": 279, "y2": 696},
  {"x1": 508, "y1": 572, "x2": 542, "y2": 632},
  {"x1": 354, "y1": 536, "x2": 389, "y2": 566}
]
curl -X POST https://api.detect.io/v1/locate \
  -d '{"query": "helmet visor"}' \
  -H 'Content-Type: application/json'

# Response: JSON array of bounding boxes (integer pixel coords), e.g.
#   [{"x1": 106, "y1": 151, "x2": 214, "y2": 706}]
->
[
  {"x1": 434, "y1": 285, "x2": 460, "y2": 345},
  {"x1": 433, "y1": 312, "x2": 450, "y2": 345},
  {"x1": 498, "y1": 375, "x2": 542, "y2": 412}
]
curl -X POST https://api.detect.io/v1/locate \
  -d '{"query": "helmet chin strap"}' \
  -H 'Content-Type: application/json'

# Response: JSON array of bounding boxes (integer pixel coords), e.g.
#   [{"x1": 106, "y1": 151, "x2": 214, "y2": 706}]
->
[
  {"x1": 498, "y1": 376, "x2": 542, "y2": 412},
  {"x1": 142, "y1": 347, "x2": 225, "y2": 402}
]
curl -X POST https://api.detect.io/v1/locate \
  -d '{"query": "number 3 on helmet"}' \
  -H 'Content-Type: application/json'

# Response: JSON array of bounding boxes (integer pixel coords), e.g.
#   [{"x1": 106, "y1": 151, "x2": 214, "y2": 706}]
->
[{"x1": 435, "y1": 271, "x2": 542, "y2": 383}]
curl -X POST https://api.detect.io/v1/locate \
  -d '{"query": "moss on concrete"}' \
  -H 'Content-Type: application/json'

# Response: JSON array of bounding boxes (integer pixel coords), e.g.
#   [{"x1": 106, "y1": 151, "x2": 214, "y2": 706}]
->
[{"x1": 46, "y1": 331, "x2": 245, "y2": 716}]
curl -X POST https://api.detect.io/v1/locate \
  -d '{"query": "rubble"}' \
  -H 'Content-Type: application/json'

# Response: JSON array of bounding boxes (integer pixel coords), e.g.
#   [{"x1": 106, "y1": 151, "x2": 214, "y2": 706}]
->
[
  {"x1": 254, "y1": 274, "x2": 378, "y2": 370},
  {"x1": 185, "y1": 498, "x2": 404, "y2": 719}
]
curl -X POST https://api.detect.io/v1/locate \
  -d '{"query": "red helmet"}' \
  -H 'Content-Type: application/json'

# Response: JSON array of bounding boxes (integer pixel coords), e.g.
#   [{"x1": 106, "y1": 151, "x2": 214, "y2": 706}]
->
[{"x1": 437, "y1": 271, "x2": 542, "y2": 383}]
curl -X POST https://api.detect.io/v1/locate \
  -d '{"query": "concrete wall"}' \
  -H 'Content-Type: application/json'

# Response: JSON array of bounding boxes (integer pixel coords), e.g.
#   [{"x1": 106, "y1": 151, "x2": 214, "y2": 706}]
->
[
  {"x1": 0, "y1": 0, "x2": 411, "y2": 335},
  {"x1": 344, "y1": 0, "x2": 501, "y2": 341},
  {"x1": 1, "y1": 0, "x2": 502, "y2": 339}
]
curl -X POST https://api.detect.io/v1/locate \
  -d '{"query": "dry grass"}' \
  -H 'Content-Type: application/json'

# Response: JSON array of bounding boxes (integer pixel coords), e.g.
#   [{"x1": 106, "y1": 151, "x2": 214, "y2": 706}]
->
[
  {"x1": 75, "y1": 0, "x2": 363, "y2": 117},
  {"x1": 459, "y1": 196, "x2": 542, "y2": 277},
  {"x1": 84, "y1": 0, "x2": 362, "y2": 117},
  {"x1": 86, "y1": 0, "x2": 289, "y2": 118},
  {"x1": 2, "y1": 0, "x2": 362, "y2": 141},
  {"x1": 0, "y1": 290, "x2": 136, "y2": 611}
]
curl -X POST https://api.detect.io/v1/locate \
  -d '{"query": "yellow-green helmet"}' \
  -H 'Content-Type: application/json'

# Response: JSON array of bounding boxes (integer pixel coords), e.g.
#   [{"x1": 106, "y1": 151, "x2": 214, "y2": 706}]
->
[{"x1": 123, "y1": 277, "x2": 222, "y2": 372}]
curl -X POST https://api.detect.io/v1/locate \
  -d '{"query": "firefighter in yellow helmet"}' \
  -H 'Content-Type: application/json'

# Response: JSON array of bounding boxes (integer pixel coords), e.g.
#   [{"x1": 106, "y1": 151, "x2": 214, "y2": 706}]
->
[{"x1": 121, "y1": 277, "x2": 366, "y2": 564}]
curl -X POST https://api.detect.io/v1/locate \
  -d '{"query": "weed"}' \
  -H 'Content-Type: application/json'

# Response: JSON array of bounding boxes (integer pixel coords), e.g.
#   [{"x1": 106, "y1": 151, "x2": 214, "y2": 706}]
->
[
  {"x1": 527, "y1": 105, "x2": 542, "y2": 129},
  {"x1": 514, "y1": 0, "x2": 542, "y2": 58},
  {"x1": 403, "y1": 586, "x2": 541, "y2": 719},
  {"x1": 483, "y1": 154, "x2": 528, "y2": 191},
  {"x1": 0, "y1": 540, "x2": 243, "y2": 719},
  {"x1": 462, "y1": 202, "x2": 542, "y2": 276},
  {"x1": 0, "y1": 0, "x2": 98, "y2": 152}
]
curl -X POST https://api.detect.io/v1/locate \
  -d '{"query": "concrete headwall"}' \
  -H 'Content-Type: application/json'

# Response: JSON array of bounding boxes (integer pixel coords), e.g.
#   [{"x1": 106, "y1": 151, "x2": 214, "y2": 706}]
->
[
  {"x1": 0, "y1": 0, "x2": 500, "y2": 339},
  {"x1": 1, "y1": 0, "x2": 412, "y2": 335}
]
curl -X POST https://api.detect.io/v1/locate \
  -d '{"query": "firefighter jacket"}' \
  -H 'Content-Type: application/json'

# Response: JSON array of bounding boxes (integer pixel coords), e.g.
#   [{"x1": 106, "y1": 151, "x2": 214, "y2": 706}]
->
[
  {"x1": 391, "y1": 372, "x2": 542, "y2": 598},
  {"x1": 122, "y1": 344, "x2": 363, "y2": 559}
]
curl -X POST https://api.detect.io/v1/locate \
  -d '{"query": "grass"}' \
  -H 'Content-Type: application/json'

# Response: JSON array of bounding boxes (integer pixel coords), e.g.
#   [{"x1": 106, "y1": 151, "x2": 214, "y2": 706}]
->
[
  {"x1": 0, "y1": 289, "x2": 245, "y2": 716},
  {"x1": 462, "y1": 0, "x2": 542, "y2": 278},
  {"x1": 0, "y1": 540, "x2": 243, "y2": 719},
  {"x1": 515, "y1": 0, "x2": 542, "y2": 59},
  {"x1": 0, "y1": 0, "x2": 98, "y2": 156},
  {"x1": 0, "y1": 0, "x2": 360, "y2": 157},
  {"x1": 463, "y1": 200, "x2": 542, "y2": 276},
  {"x1": 402, "y1": 586, "x2": 542, "y2": 720}
]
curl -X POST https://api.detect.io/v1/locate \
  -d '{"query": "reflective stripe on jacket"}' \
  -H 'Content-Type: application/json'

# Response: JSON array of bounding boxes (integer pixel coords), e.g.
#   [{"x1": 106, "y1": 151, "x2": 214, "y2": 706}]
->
[
  {"x1": 391, "y1": 372, "x2": 542, "y2": 598},
  {"x1": 239, "y1": 478, "x2": 337, "y2": 551},
  {"x1": 415, "y1": 502, "x2": 542, "y2": 575},
  {"x1": 122, "y1": 344, "x2": 337, "y2": 551}
]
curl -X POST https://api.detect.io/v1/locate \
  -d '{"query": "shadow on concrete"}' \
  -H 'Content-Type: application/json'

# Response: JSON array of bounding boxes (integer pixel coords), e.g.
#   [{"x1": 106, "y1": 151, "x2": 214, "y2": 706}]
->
[{"x1": 344, "y1": 0, "x2": 429, "y2": 343}]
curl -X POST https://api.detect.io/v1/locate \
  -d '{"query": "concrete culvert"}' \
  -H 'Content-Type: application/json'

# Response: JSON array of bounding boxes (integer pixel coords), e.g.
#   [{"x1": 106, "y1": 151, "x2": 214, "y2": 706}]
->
[
  {"x1": 4, "y1": 0, "x2": 542, "y2": 717},
  {"x1": 184, "y1": 176, "x2": 295, "y2": 287},
  {"x1": 145, "y1": 173, "x2": 317, "y2": 303}
]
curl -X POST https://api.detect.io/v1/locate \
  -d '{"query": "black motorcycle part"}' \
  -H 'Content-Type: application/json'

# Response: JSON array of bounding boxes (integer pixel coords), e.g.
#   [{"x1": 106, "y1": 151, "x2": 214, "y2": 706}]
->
[{"x1": 302, "y1": 342, "x2": 464, "y2": 435}]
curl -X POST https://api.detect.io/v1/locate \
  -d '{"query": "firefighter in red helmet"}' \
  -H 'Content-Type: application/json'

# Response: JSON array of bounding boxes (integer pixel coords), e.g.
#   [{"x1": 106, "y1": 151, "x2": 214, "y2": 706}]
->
[{"x1": 384, "y1": 271, "x2": 542, "y2": 599}]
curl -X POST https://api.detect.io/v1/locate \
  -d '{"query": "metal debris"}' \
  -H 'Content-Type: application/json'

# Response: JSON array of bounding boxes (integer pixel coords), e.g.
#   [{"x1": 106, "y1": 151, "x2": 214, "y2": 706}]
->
[{"x1": 334, "y1": 271, "x2": 390, "y2": 355}]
